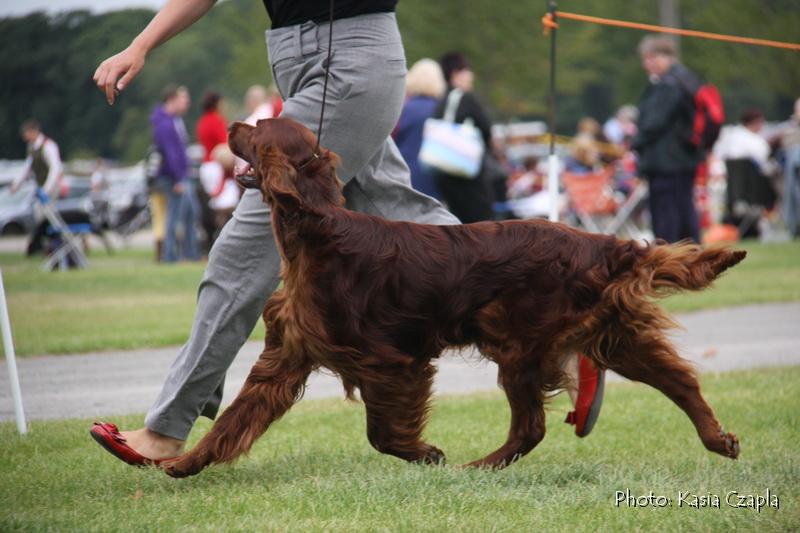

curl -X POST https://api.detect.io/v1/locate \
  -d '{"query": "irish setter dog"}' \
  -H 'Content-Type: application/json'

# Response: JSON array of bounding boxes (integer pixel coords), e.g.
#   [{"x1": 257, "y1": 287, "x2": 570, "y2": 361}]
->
[{"x1": 162, "y1": 118, "x2": 743, "y2": 477}]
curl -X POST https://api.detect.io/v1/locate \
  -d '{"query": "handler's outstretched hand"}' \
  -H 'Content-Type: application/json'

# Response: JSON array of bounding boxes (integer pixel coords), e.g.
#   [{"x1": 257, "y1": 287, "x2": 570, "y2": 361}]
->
[
  {"x1": 91, "y1": 0, "x2": 217, "y2": 105},
  {"x1": 93, "y1": 46, "x2": 146, "y2": 105}
]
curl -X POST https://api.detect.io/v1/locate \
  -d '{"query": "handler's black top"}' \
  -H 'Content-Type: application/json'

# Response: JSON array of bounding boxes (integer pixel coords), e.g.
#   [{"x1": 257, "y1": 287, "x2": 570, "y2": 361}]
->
[{"x1": 263, "y1": 0, "x2": 398, "y2": 29}]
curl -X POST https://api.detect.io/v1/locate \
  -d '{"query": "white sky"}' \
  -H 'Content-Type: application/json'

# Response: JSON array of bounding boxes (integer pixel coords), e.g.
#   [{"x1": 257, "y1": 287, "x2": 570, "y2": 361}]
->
[{"x1": 0, "y1": 0, "x2": 167, "y2": 17}]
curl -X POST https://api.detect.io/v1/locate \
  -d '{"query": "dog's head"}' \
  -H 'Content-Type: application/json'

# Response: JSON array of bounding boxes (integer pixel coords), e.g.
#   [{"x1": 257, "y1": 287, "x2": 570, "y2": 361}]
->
[{"x1": 229, "y1": 117, "x2": 344, "y2": 212}]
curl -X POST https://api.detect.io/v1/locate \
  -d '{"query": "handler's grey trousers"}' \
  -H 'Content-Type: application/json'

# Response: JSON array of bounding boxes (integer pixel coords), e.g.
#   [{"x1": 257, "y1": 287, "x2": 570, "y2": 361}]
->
[{"x1": 145, "y1": 13, "x2": 459, "y2": 440}]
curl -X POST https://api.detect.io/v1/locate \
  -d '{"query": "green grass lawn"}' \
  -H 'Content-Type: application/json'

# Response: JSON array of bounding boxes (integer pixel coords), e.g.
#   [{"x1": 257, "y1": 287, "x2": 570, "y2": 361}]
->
[
  {"x1": 1, "y1": 366, "x2": 797, "y2": 531},
  {"x1": 661, "y1": 241, "x2": 800, "y2": 313},
  {"x1": 0, "y1": 248, "x2": 265, "y2": 356},
  {"x1": 1, "y1": 241, "x2": 799, "y2": 356}
]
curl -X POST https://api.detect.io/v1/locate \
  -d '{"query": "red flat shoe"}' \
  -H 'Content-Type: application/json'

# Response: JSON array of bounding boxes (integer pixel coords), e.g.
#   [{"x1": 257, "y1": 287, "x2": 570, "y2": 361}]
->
[
  {"x1": 89, "y1": 422, "x2": 174, "y2": 467},
  {"x1": 564, "y1": 355, "x2": 605, "y2": 438}
]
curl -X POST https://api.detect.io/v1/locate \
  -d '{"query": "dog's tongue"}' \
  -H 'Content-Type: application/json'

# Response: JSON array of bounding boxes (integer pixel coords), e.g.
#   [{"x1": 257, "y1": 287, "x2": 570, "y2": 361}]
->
[{"x1": 234, "y1": 163, "x2": 252, "y2": 177}]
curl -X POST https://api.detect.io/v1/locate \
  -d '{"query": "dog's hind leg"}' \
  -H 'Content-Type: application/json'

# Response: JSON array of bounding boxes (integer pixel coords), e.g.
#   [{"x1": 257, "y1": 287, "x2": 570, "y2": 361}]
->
[
  {"x1": 605, "y1": 332, "x2": 739, "y2": 459},
  {"x1": 162, "y1": 349, "x2": 313, "y2": 478},
  {"x1": 360, "y1": 361, "x2": 445, "y2": 465},
  {"x1": 466, "y1": 358, "x2": 547, "y2": 469}
]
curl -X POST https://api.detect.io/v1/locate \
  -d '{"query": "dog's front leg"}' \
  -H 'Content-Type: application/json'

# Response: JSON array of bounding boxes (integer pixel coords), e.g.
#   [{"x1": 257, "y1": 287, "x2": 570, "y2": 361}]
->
[
  {"x1": 162, "y1": 349, "x2": 313, "y2": 478},
  {"x1": 360, "y1": 362, "x2": 445, "y2": 465},
  {"x1": 466, "y1": 360, "x2": 546, "y2": 469}
]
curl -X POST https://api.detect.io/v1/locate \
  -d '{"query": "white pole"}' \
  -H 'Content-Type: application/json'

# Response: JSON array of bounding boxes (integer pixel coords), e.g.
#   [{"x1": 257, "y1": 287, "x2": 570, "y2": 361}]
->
[
  {"x1": 0, "y1": 268, "x2": 27, "y2": 434},
  {"x1": 548, "y1": 153, "x2": 560, "y2": 222}
]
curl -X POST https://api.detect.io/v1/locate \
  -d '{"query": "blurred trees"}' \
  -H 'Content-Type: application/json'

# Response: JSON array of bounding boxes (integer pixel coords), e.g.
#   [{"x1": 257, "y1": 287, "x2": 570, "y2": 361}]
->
[
  {"x1": 0, "y1": 0, "x2": 797, "y2": 162},
  {"x1": 0, "y1": 1, "x2": 269, "y2": 162}
]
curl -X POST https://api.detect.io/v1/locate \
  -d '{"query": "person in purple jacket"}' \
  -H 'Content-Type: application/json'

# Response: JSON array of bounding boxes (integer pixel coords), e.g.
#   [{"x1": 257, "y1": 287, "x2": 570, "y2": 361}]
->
[
  {"x1": 151, "y1": 84, "x2": 199, "y2": 262},
  {"x1": 394, "y1": 58, "x2": 446, "y2": 200}
]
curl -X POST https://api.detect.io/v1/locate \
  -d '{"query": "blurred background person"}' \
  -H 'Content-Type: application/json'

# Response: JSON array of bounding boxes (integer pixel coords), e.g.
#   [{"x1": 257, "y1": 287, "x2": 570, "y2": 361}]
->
[
  {"x1": 712, "y1": 109, "x2": 777, "y2": 238},
  {"x1": 195, "y1": 91, "x2": 228, "y2": 249},
  {"x1": 237, "y1": 85, "x2": 281, "y2": 178},
  {"x1": 565, "y1": 135, "x2": 602, "y2": 174},
  {"x1": 714, "y1": 108, "x2": 772, "y2": 174},
  {"x1": 89, "y1": 157, "x2": 109, "y2": 194},
  {"x1": 506, "y1": 156, "x2": 542, "y2": 200},
  {"x1": 576, "y1": 116, "x2": 619, "y2": 164},
  {"x1": 150, "y1": 84, "x2": 199, "y2": 263},
  {"x1": 433, "y1": 51, "x2": 495, "y2": 223},
  {"x1": 576, "y1": 116, "x2": 603, "y2": 141},
  {"x1": 603, "y1": 105, "x2": 639, "y2": 146},
  {"x1": 394, "y1": 58, "x2": 446, "y2": 200},
  {"x1": 503, "y1": 156, "x2": 552, "y2": 219},
  {"x1": 10, "y1": 119, "x2": 63, "y2": 256},
  {"x1": 196, "y1": 91, "x2": 228, "y2": 162},
  {"x1": 198, "y1": 143, "x2": 240, "y2": 244},
  {"x1": 779, "y1": 97, "x2": 800, "y2": 237},
  {"x1": 632, "y1": 35, "x2": 703, "y2": 243},
  {"x1": 243, "y1": 84, "x2": 280, "y2": 126}
]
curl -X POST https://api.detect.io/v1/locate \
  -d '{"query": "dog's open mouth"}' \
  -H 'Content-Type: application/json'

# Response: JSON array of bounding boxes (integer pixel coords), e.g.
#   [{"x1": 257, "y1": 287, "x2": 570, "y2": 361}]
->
[{"x1": 234, "y1": 162, "x2": 258, "y2": 188}]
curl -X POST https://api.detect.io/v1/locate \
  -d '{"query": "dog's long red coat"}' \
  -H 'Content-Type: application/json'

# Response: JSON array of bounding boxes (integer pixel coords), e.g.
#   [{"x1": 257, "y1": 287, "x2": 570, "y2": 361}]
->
[{"x1": 163, "y1": 118, "x2": 743, "y2": 477}]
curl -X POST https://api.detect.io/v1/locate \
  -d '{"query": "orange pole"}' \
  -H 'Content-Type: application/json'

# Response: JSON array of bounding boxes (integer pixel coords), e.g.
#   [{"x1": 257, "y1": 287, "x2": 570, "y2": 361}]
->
[{"x1": 542, "y1": 11, "x2": 800, "y2": 51}]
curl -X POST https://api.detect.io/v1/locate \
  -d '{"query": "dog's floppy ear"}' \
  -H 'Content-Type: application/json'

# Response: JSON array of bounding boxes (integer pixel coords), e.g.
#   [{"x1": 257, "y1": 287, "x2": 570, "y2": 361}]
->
[{"x1": 256, "y1": 145, "x2": 301, "y2": 207}]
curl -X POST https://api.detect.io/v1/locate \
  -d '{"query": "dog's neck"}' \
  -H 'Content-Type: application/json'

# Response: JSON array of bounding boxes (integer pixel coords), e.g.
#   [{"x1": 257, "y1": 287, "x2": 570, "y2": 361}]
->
[
  {"x1": 270, "y1": 201, "x2": 338, "y2": 265},
  {"x1": 265, "y1": 165, "x2": 345, "y2": 266}
]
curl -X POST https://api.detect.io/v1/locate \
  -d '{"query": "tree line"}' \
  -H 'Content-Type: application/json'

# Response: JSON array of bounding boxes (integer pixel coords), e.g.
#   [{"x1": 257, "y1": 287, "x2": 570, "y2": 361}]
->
[{"x1": 1, "y1": 0, "x2": 797, "y2": 163}]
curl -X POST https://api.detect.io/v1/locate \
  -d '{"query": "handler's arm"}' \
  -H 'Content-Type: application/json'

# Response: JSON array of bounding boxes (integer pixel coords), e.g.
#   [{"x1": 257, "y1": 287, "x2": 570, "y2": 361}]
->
[
  {"x1": 93, "y1": 0, "x2": 217, "y2": 105},
  {"x1": 10, "y1": 155, "x2": 32, "y2": 193}
]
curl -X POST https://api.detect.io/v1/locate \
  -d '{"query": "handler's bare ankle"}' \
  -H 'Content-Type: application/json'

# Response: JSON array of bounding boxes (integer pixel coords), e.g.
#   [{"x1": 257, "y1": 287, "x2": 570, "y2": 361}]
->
[{"x1": 121, "y1": 427, "x2": 185, "y2": 460}]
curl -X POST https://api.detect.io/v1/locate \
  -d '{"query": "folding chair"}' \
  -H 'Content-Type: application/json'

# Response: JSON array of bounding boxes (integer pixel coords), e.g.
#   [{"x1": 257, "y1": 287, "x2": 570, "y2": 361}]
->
[
  {"x1": 562, "y1": 168, "x2": 650, "y2": 240},
  {"x1": 35, "y1": 188, "x2": 89, "y2": 271},
  {"x1": 723, "y1": 158, "x2": 777, "y2": 238}
]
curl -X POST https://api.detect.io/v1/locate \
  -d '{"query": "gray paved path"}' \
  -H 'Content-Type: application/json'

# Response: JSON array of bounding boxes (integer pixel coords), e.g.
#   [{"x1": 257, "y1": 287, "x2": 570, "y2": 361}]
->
[{"x1": 1, "y1": 302, "x2": 798, "y2": 422}]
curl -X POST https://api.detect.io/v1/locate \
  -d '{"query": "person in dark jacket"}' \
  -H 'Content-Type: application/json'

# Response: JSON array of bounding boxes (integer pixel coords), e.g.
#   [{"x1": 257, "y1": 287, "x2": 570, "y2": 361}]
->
[
  {"x1": 394, "y1": 58, "x2": 446, "y2": 200},
  {"x1": 632, "y1": 35, "x2": 703, "y2": 243},
  {"x1": 433, "y1": 52, "x2": 495, "y2": 223}
]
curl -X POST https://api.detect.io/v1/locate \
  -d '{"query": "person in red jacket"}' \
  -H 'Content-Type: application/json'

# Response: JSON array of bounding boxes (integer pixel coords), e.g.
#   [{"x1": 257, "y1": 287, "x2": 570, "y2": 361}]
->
[{"x1": 196, "y1": 91, "x2": 227, "y2": 162}]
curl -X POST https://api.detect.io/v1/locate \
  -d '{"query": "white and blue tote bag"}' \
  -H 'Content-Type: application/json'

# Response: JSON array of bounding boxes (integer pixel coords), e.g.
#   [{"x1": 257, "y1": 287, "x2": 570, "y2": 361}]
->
[{"x1": 419, "y1": 89, "x2": 485, "y2": 179}]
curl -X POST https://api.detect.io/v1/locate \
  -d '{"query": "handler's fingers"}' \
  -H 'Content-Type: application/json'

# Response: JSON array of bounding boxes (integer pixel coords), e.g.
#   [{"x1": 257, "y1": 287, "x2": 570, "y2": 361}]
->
[
  {"x1": 105, "y1": 63, "x2": 128, "y2": 105},
  {"x1": 103, "y1": 71, "x2": 120, "y2": 105},
  {"x1": 116, "y1": 63, "x2": 141, "y2": 92},
  {"x1": 94, "y1": 59, "x2": 115, "y2": 90},
  {"x1": 93, "y1": 61, "x2": 107, "y2": 85}
]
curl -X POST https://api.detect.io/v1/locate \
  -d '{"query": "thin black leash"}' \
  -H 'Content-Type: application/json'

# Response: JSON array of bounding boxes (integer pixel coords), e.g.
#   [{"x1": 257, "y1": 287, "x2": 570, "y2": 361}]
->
[{"x1": 300, "y1": 0, "x2": 334, "y2": 170}]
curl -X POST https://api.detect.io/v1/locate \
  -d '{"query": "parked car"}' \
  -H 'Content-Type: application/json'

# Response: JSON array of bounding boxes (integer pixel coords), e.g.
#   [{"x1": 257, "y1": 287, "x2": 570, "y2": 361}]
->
[{"x1": 0, "y1": 181, "x2": 36, "y2": 235}]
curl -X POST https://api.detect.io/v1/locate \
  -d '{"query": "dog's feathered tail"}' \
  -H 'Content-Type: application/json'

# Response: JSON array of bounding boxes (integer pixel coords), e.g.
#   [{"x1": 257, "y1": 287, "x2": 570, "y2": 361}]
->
[
  {"x1": 578, "y1": 242, "x2": 745, "y2": 369},
  {"x1": 607, "y1": 241, "x2": 746, "y2": 303}
]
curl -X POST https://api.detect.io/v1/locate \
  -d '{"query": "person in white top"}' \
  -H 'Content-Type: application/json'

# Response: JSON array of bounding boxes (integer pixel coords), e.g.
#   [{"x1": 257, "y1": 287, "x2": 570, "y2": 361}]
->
[
  {"x1": 243, "y1": 84, "x2": 275, "y2": 126},
  {"x1": 235, "y1": 85, "x2": 279, "y2": 172},
  {"x1": 713, "y1": 109, "x2": 772, "y2": 175},
  {"x1": 603, "y1": 104, "x2": 639, "y2": 146},
  {"x1": 11, "y1": 119, "x2": 63, "y2": 198}
]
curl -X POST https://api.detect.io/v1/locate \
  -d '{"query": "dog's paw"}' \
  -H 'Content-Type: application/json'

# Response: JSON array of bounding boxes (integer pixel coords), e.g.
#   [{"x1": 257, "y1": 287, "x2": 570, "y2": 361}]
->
[
  {"x1": 415, "y1": 445, "x2": 446, "y2": 466},
  {"x1": 160, "y1": 455, "x2": 205, "y2": 478},
  {"x1": 720, "y1": 430, "x2": 740, "y2": 459}
]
